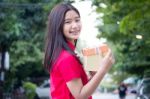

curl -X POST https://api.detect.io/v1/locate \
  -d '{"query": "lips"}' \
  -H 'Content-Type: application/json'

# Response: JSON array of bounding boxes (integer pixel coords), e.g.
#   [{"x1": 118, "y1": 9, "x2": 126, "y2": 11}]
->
[
  {"x1": 70, "y1": 32, "x2": 79, "y2": 35},
  {"x1": 70, "y1": 30, "x2": 80, "y2": 35}
]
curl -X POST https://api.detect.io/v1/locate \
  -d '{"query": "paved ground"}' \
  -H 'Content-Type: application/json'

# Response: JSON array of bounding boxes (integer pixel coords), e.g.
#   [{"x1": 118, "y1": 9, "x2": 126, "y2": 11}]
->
[{"x1": 92, "y1": 92, "x2": 136, "y2": 99}]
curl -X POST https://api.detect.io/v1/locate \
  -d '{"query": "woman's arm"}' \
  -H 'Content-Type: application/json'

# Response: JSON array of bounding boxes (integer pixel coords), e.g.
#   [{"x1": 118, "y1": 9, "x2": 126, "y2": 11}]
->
[{"x1": 66, "y1": 49, "x2": 115, "y2": 99}]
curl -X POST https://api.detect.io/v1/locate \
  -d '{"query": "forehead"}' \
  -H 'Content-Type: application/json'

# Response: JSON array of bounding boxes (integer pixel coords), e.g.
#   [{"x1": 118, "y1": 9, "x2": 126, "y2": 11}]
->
[{"x1": 65, "y1": 10, "x2": 79, "y2": 19}]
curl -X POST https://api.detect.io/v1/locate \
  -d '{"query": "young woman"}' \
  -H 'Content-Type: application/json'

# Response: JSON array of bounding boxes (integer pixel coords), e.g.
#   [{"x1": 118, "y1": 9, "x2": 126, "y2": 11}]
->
[{"x1": 44, "y1": 2, "x2": 115, "y2": 99}]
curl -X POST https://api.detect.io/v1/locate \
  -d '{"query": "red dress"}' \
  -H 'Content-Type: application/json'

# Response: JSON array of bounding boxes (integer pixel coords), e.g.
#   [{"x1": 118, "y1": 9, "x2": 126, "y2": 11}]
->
[{"x1": 50, "y1": 42, "x2": 92, "y2": 99}]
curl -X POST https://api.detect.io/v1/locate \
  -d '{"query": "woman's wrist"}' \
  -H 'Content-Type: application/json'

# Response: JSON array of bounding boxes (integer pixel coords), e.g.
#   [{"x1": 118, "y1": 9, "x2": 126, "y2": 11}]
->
[{"x1": 98, "y1": 63, "x2": 111, "y2": 75}]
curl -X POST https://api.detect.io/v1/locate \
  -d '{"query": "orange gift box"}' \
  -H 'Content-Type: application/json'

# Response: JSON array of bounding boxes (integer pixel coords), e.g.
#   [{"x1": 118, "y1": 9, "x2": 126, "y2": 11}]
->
[{"x1": 82, "y1": 44, "x2": 109, "y2": 71}]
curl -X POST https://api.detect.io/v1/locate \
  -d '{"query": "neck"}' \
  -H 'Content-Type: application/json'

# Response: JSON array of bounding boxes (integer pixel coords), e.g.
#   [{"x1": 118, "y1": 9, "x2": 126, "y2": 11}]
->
[{"x1": 67, "y1": 40, "x2": 75, "y2": 45}]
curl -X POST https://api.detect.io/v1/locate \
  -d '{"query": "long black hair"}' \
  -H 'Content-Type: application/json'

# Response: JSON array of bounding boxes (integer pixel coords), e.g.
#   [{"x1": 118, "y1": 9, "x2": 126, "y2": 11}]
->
[{"x1": 44, "y1": 2, "x2": 80, "y2": 72}]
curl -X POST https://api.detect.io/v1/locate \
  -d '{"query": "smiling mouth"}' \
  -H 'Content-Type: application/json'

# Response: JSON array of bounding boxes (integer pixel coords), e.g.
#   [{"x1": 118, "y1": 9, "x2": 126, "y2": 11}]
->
[
  {"x1": 70, "y1": 30, "x2": 80, "y2": 34},
  {"x1": 70, "y1": 32, "x2": 79, "y2": 36}
]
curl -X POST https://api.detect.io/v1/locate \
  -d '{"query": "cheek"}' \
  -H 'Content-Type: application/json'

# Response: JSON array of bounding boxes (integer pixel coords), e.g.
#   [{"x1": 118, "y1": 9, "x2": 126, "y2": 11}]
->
[
  {"x1": 80, "y1": 24, "x2": 82, "y2": 30},
  {"x1": 63, "y1": 25, "x2": 69, "y2": 35},
  {"x1": 78, "y1": 22, "x2": 82, "y2": 30},
  {"x1": 78, "y1": 25, "x2": 82, "y2": 33},
  {"x1": 63, "y1": 24, "x2": 66, "y2": 31}
]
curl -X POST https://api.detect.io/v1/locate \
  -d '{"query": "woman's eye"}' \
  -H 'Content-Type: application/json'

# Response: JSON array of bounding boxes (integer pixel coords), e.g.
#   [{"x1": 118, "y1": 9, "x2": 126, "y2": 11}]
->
[
  {"x1": 64, "y1": 21, "x2": 71, "y2": 24},
  {"x1": 76, "y1": 19, "x2": 80, "y2": 22}
]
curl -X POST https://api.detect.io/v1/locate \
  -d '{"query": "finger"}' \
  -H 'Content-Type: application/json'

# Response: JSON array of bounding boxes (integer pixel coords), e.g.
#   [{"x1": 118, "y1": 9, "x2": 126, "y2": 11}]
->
[
  {"x1": 110, "y1": 55, "x2": 115, "y2": 64},
  {"x1": 105, "y1": 49, "x2": 112, "y2": 58}
]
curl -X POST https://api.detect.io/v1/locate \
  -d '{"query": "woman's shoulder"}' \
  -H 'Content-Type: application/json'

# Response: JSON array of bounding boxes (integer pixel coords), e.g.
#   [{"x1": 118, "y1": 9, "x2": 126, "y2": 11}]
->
[
  {"x1": 55, "y1": 50, "x2": 78, "y2": 66},
  {"x1": 59, "y1": 50, "x2": 75, "y2": 61},
  {"x1": 53, "y1": 50, "x2": 82, "y2": 72},
  {"x1": 53, "y1": 50, "x2": 76, "y2": 69}
]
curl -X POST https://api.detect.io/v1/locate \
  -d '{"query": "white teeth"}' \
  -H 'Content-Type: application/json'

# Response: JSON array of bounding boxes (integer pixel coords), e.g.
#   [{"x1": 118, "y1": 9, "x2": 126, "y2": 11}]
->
[
  {"x1": 71, "y1": 32, "x2": 78, "y2": 35},
  {"x1": 71, "y1": 31, "x2": 78, "y2": 33}
]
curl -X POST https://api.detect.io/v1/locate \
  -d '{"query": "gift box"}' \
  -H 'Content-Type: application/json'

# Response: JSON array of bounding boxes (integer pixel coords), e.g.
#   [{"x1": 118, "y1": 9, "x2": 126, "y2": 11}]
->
[{"x1": 82, "y1": 44, "x2": 109, "y2": 71}]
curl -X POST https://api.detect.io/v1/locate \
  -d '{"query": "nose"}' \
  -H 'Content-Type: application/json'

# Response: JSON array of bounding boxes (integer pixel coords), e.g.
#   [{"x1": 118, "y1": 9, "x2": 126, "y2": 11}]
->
[{"x1": 71, "y1": 21, "x2": 78, "y2": 29}]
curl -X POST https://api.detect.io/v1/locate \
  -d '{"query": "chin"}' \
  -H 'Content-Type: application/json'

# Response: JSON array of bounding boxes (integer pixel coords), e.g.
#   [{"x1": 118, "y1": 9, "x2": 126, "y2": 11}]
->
[{"x1": 73, "y1": 36, "x2": 80, "y2": 39}]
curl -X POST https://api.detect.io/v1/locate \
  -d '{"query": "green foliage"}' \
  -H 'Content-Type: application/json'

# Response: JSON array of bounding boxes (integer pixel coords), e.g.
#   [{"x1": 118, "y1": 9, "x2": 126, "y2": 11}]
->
[
  {"x1": 91, "y1": 0, "x2": 150, "y2": 78},
  {"x1": 23, "y1": 81, "x2": 37, "y2": 99},
  {"x1": 0, "y1": 0, "x2": 65, "y2": 91}
]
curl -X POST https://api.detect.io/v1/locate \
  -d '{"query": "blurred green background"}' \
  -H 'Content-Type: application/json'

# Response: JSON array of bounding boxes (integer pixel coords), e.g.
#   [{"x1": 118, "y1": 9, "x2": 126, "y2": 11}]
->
[{"x1": 0, "y1": 0, "x2": 150, "y2": 98}]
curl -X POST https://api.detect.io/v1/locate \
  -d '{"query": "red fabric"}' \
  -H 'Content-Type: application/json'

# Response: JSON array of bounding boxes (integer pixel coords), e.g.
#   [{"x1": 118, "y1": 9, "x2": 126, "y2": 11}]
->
[{"x1": 50, "y1": 42, "x2": 92, "y2": 99}]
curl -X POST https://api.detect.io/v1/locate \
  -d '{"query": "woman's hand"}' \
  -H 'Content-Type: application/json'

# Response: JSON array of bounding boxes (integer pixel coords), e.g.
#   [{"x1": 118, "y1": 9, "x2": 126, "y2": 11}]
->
[
  {"x1": 100, "y1": 49, "x2": 115, "y2": 72},
  {"x1": 89, "y1": 49, "x2": 115, "y2": 80}
]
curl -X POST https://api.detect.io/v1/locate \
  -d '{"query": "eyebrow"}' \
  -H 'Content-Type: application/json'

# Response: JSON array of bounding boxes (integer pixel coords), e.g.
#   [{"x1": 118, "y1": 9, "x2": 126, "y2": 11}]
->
[{"x1": 64, "y1": 16, "x2": 80, "y2": 21}]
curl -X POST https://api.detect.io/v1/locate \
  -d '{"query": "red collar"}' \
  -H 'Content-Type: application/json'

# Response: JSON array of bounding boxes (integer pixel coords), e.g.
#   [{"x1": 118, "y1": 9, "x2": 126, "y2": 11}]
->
[{"x1": 67, "y1": 41, "x2": 75, "y2": 51}]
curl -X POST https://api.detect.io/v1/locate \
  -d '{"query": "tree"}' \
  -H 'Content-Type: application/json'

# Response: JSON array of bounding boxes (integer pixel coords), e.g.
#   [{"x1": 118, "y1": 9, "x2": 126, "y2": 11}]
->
[
  {"x1": 91, "y1": 0, "x2": 150, "y2": 78},
  {"x1": 0, "y1": 0, "x2": 64, "y2": 91}
]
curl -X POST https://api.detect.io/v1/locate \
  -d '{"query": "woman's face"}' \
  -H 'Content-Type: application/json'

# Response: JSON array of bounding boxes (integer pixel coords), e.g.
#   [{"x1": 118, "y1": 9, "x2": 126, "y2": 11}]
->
[{"x1": 63, "y1": 10, "x2": 82, "y2": 44}]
